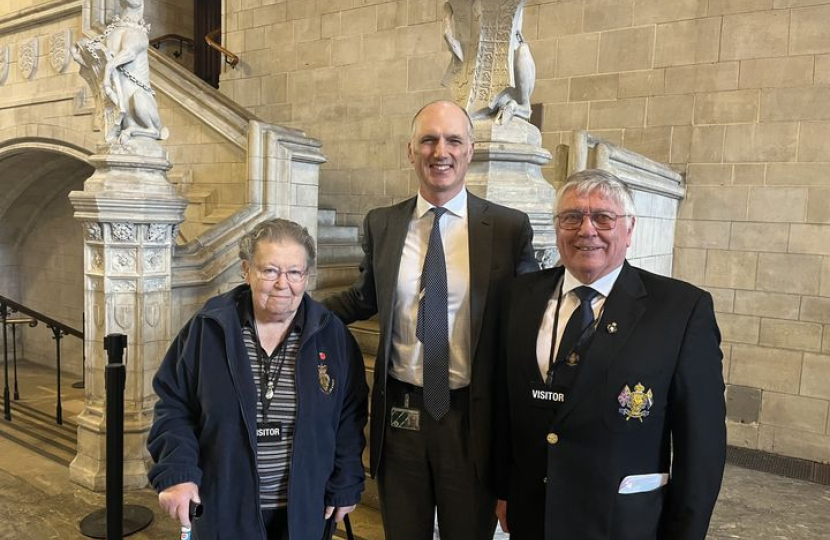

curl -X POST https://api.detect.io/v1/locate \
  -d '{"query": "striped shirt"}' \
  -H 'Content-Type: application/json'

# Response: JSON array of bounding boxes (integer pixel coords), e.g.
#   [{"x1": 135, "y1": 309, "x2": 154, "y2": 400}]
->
[{"x1": 239, "y1": 298, "x2": 302, "y2": 510}]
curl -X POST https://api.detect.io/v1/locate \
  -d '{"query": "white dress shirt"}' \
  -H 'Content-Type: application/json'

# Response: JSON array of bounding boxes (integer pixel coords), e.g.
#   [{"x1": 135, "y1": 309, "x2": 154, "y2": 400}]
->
[
  {"x1": 389, "y1": 189, "x2": 472, "y2": 389},
  {"x1": 535, "y1": 265, "x2": 624, "y2": 380}
]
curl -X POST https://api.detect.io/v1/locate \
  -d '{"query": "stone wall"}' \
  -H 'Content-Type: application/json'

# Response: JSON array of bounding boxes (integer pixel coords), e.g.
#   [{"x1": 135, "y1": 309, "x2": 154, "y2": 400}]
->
[
  {"x1": 145, "y1": 0, "x2": 193, "y2": 39},
  {"x1": 0, "y1": 0, "x2": 53, "y2": 19},
  {"x1": 18, "y1": 180, "x2": 85, "y2": 376},
  {"x1": 216, "y1": 0, "x2": 830, "y2": 463}
]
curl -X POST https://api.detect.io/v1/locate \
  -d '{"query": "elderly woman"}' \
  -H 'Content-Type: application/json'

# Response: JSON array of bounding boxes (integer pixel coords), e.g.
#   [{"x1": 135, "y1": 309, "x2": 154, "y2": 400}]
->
[{"x1": 148, "y1": 219, "x2": 368, "y2": 540}]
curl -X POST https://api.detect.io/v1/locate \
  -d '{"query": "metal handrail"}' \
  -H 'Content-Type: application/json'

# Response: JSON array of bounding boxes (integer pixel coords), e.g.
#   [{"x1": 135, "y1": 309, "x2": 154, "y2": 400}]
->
[
  {"x1": 0, "y1": 295, "x2": 82, "y2": 338},
  {"x1": 150, "y1": 33, "x2": 195, "y2": 60},
  {"x1": 205, "y1": 28, "x2": 239, "y2": 68},
  {"x1": 1, "y1": 295, "x2": 83, "y2": 425}
]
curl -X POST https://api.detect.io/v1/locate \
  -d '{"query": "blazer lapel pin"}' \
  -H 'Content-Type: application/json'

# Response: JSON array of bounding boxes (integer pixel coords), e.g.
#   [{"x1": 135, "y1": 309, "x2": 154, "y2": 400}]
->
[{"x1": 606, "y1": 322, "x2": 618, "y2": 334}]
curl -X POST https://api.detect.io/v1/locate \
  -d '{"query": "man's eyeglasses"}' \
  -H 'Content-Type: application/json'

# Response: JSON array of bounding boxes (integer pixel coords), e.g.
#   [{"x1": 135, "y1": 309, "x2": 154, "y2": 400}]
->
[
  {"x1": 555, "y1": 211, "x2": 629, "y2": 231},
  {"x1": 255, "y1": 267, "x2": 308, "y2": 283}
]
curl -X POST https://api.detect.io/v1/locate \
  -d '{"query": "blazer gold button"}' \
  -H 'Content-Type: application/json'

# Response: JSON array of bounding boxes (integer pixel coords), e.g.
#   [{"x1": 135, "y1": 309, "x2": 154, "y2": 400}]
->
[
  {"x1": 546, "y1": 433, "x2": 558, "y2": 445},
  {"x1": 543, "y1": 476, "x2": 547, "y2": 484}
]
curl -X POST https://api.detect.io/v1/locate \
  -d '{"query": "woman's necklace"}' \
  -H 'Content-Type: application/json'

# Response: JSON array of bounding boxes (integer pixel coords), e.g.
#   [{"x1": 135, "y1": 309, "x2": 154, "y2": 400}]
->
[{"x1": 253, "y1": 319, "x2": 289, "y2": 417}]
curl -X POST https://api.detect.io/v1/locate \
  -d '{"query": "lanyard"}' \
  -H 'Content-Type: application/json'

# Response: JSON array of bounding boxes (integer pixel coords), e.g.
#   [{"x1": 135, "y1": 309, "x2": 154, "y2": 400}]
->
[
  {"x1": 252, "y1": 324, "x2": 289, "y2": 423},
  {"x1": 545, "y1": 285, "x2": 564, "y2": 385},
  {"x1": 545, "y1": 283, "x2": 602, "y2": 386}
]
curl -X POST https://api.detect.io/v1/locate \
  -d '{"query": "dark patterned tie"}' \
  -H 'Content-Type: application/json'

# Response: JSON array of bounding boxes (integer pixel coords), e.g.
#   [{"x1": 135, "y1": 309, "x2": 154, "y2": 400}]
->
[
  {"x1": 416, "y1": 207, "x2": 450, "y2": 421},
  {"x1": 555, "y1": 286, "x2": 600, "y2": 371}
]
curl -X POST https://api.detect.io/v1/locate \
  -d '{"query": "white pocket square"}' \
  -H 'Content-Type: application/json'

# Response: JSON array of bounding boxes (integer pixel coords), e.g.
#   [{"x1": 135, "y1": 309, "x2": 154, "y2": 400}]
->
[{"x1": 618, "y1": 473, "x2": 669, "y2": 494}]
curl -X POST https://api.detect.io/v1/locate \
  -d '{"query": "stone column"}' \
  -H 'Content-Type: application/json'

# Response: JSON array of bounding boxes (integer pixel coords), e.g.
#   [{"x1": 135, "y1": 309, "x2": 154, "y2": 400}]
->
[
  {"x1": 466, "y1": 118, "x2": 556, "y2": 264},
  {"x1": 69, "y1": 149, "x2": 186, "y2": 490}
]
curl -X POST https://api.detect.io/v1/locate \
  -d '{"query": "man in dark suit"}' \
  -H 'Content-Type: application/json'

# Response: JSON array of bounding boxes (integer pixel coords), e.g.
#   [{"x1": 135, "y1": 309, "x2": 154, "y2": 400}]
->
[
  {"x1": 496, "y1": 169, "x2": 726, "y2": 540},
  {"x1": 324, "y1": 100, "x2": 538, "y2": 540}
]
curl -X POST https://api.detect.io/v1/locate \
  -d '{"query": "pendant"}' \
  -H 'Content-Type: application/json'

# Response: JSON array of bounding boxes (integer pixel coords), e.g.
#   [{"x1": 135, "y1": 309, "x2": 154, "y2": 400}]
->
[{"x1": 265, "y1": 382, "x2": 274, "y2": 400}]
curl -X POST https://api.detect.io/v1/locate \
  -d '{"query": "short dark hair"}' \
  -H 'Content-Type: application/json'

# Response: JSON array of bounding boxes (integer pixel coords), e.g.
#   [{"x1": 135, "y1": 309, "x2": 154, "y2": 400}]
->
[{"x1": 238, "y1": 218, "x2": 316, "y2": 269}]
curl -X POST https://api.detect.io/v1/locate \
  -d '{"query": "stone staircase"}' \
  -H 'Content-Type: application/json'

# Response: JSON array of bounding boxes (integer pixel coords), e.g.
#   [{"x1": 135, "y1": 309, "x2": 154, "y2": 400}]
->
[
  {"x1": 167, "y1": 170, "x2": 241, "y2": 244},
  {"x1": 178, "y1": 188, "x2": 239, "y2": 243},
  {"x1": 314, "y1": 208, "x2": 362, "y2": 291},
  {"x1": 0, "y1": 401, "x2": 77, "y2": 467},
  {"x1": 312, "y1": 208, "x2": 383, "y2": 510}
]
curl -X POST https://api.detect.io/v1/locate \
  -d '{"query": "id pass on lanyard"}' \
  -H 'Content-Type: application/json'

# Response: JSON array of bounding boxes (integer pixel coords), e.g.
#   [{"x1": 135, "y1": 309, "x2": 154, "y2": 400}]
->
[
  {"x1": 254, "y1": 330, "x2": 287, "y2": 442},
  {"x1": 257, "y1": 421, "x2": 282, "y2": 443},
  {"x1": 390, "y1": 393, "x2": 421, "y2": 431}
]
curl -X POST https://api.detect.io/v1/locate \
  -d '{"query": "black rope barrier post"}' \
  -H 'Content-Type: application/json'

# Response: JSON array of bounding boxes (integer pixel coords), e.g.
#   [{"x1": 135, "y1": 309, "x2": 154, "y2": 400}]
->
[
  {"x1": 49, "y1": 325, "x2": 66, "y2": 425},
  {"x1": 2, "y1": 304, "x2": 10, "y2": 422},
  {"x1": 12, "y1": 322, "x2": 19, "y2": 401},
  {"x1": 79, "y1": 334, "x2": 153, "y2": 539},
  {"x1": 72, "y1": 312, "x2": 86, "y2": 389},
  {"x1": 105, "y1": 333, "x2": 126, "y2": 540}
]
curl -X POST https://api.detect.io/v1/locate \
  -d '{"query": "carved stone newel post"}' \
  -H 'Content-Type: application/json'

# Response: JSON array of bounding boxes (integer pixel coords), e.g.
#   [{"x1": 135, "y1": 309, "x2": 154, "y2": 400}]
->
[
  {"x1": 69, "y1": 0, "x2": 186, "y2": 490},
  {"x1": 443, "y1": 0, "x2": 556, "y2": 264}
]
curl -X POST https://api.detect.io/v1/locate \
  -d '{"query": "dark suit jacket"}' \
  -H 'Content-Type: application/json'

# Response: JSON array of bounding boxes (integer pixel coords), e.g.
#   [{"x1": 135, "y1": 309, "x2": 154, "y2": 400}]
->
[
  {"x1": 324, "y1": 191, "x2": 538, "y2": 486},
  {"x1": 496, "y1": 262, "x2": 726, "y2": 540}
]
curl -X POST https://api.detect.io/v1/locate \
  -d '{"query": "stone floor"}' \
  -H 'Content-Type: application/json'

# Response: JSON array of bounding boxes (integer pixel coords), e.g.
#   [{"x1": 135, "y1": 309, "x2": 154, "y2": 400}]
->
[{"x1": 1, "y1": 360, "x2": 828, "y2": 539}]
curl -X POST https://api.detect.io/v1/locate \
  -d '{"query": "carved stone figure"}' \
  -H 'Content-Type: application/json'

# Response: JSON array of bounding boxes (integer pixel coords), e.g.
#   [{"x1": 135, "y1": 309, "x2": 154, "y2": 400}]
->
[
  {"x1": 442, "y1": 0, "x2": 535, "y2": 124},
  {"x1": 72, "y1": 0, "x2": 168, "y2": 146}
]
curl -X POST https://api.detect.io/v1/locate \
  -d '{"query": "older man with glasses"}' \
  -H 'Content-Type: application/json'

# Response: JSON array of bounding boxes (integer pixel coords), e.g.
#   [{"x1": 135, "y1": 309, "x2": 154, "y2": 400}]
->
[{"x1": 495, "y1": 169, "x2": 727, "y2": 540}]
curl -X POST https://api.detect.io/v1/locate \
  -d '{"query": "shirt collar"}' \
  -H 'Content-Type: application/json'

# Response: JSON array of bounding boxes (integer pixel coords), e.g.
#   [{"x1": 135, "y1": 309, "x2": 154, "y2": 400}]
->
[
  {"x1": 562, "y1": 263, "x2": 624, "y2": 299},
  {"x1": 416, "y1": 188, "x2": 468, "y2": 219}
]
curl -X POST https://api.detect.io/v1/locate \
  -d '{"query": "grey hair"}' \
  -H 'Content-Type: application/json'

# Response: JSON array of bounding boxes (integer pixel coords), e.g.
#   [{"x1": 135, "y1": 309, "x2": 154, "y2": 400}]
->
[
  {"x1": 410, "y1": 100, "x2": 475, "y2": 143},
  {"x1": 238, "y1": 218, "x2": 317, "y2": 269},
  {"x1": 556, "y1": 169, "x2": 637, "y2": 218}
]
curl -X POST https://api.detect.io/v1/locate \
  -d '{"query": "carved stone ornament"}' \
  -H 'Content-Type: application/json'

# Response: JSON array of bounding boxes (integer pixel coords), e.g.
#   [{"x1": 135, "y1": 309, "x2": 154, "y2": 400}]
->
[
  {"x1": 112, "y1": 250, "x2": 137, "y2": 272},
  {"x1": 144, "y1": 279, "x2": 165, "y2": 292},
  {"x1": 111, "y1": 279, "x2": 137, "y2": 292},
  {"x1": 442, "y1": 0, "x2": 535, "y2": 124},
  {"x1": 91, "y1": 248, "x2": 104, "y2": 270},
  {"x1": 145, "y1": 302, "x2": 160, "y2": 328},
  {"x1": 49, "y1": 29, "x2": 72, "y2": 73},
  {"x1": 84, "y1": 222, "x2": 103, "y2": 241},
  {"x1": 19, "y1": 38, "x2": 38, "y2": 80},
  {"x1": 535, "y1": 247, "x2": 558, "y2": 270},
  {"x1": 115, "y1": 305, "x2": 133, "y2": 329},
  {"x1": 143, "y1": 250, "x2": 165, "y2": 272},
  {"x1": 0, "y1": 45, "x2": 9, "y2": 85},
  {"x1": 110, "y1": 222, "x2": 136, "y2": 241},
  {"x1": 146, "y1": 223, "x2": 167, "y2": 242}
]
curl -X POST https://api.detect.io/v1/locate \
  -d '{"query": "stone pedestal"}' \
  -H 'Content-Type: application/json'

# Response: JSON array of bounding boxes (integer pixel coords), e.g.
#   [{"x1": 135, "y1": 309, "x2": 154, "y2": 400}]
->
[
  {"x1": 466, "y1": 118, "x2": 556, "y2": 264},
  {"x1": 68, "y1": 146, "x2": 186, "y2": 491}
]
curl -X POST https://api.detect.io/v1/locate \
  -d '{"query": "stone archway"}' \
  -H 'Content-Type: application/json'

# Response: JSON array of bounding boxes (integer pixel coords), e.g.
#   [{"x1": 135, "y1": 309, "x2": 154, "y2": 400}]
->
[{"x1": 0, "y1": 139, "x2": 94, "y2": 375}]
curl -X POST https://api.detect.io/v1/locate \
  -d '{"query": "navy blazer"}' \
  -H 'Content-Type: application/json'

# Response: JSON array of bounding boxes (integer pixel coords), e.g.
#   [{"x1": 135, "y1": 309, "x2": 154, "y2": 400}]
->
[
  {"x1": 324, "y1": 190, "x2": 538, "y2": 487},
  {"x1": 496, "y1": 261, "x2": 726, "y2": 540}
]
